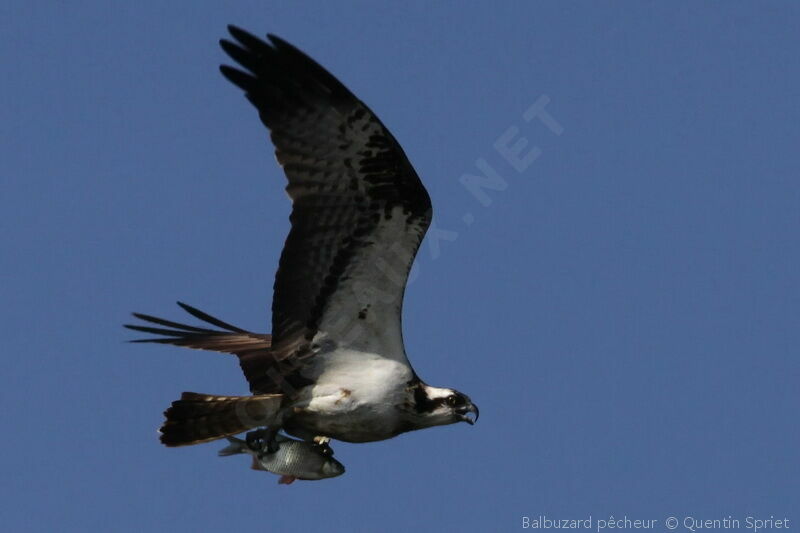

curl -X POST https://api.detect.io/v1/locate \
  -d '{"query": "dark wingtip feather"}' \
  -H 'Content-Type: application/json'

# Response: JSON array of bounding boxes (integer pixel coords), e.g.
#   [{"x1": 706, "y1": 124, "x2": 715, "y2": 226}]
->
[
  {"x1": 266, "y1": 32, "x2": 351, "y2": 98},
  {"x1": 219, "y1": 65, "x2": 257, "y2": 92},
  {"x1": 123, "y1": 324, "x2": 191, "y2": 337},
  {"x1": 219, "y1": 38, "x2": 243, "y2": 58},
  {"x1": 176, "y1": 302, "x2": 247, "y2": 332},
  {"x1": 221, "y1": 25, "x2": 353, "y2": 104},
  {"x1": 266, "y1": 33, "x2": 287, "y2": 46},
  {"x1": 128, "y1": 338, "x2": 183, "y2": 345},
  {"x1": 227, "y1": 24, "x2": 251, "y2": 41},
  {"x1": 227, "y1": 25, "x2": 273, "y2": 55},
  {"x1": 220, "y1": 39, "x2": 263, "y2": 76},
  {"x1": 130, "y1": 312, "x2": 216, "y2": 333},
  {"x1": 227, "y1": 24, "x2": 256, "y2": 45}
]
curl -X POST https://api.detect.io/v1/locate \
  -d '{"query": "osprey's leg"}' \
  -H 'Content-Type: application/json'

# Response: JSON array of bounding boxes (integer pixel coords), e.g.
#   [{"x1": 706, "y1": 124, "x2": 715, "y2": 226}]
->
[{"x1": 247, "y1": 405, "x2": 294, "y2": 454}]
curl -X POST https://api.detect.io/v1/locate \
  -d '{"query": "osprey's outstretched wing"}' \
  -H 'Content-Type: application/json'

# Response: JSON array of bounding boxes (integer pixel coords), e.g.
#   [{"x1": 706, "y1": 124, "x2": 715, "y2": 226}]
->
[
  {"x1": 219, "y1": 27, "x2": 432, "y2": 393},
  {"x1": 125, "y1": 301, "x2": 271, "y2": 356},
  {"x1": 124, "y1": 302, "x2": 277, "y2": 392}
]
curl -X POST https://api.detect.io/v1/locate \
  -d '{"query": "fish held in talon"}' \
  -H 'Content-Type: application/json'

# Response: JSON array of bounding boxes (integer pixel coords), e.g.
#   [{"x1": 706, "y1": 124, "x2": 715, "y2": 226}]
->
[{"x1": 218, "y1": 434, "x2": 345, "y2": 483}]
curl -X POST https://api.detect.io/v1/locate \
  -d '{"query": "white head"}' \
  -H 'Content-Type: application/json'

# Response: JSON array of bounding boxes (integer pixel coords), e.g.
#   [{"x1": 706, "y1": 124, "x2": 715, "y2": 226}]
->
[{"x1": 404, "y1": 382, "x2": 479, "y2": 429}]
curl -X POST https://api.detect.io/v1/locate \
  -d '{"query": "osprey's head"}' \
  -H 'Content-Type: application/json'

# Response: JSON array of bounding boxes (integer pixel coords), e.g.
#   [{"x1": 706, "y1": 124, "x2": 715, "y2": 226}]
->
[{"x1": 406, "y1": 382, "x2": 479, "y2": 429}]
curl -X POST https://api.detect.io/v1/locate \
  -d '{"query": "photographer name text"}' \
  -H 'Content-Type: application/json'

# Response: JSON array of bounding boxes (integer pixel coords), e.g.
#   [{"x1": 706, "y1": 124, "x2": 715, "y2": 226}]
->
[{"x1": 521, "y1": 515, "x2": 790, "y2": 532}]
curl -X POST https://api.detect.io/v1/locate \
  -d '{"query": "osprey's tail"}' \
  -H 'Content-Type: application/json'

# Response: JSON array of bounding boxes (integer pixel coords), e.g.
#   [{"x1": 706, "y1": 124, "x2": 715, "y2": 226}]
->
[{"x1": 159, "y1": 392, "x2": 282, "y2": 447}]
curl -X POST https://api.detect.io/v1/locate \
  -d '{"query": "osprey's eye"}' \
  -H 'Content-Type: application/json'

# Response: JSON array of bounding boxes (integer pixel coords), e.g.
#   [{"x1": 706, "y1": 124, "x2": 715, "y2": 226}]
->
[{"x1": 446, "y1": 394, "x2": 463, "y2": 407}]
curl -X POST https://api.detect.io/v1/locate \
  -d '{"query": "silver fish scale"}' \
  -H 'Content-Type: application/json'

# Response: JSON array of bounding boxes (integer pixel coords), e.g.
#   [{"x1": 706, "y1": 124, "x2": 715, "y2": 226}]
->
[{"x1": 262, "y1": 441, "x2": 326, "y2": 477}]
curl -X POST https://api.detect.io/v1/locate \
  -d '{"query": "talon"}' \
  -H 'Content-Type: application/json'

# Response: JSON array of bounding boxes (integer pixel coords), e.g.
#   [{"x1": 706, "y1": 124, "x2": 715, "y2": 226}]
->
[
  {"x1": 312, "y1": 436, "x2": 333, "y2": 456},
  {"x1": 247, "y1": 428, "x2": 280, "y2": 456},
  {"x1": 245, "y1": 429, "x2": 267, "y2": 451},
  {"x1": 266, "y1": 438, "x2": 280, "y2": 454},
  {"x1": 313, "y1": 443, "x2": 334, "y2": 457}
]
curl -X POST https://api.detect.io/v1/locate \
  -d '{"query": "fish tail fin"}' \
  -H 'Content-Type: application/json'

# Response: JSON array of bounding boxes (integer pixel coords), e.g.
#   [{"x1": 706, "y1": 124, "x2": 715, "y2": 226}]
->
[
  {"x1": 217, "y1": 437, "x2": 247, "y2": 457},
  {"x1": 159, "y1": 392, "x2": 282, "y2": 447}
]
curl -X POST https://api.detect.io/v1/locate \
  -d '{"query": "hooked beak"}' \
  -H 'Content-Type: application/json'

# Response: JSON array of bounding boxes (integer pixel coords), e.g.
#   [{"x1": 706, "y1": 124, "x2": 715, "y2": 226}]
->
[{"x1": 458, "y1": 402, "x2": 479, "y2": 425}]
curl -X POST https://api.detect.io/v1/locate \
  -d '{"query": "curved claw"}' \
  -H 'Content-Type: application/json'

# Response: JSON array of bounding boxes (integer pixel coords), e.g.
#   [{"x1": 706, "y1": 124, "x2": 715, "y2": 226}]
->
[
  {"x1": 311, "y1": 435, "x2": 334, "y2": 456},
  {"x1": 313, "y1": 442, "x2": 334, "y2": 457},
  {"x1": 245, "y1": 429, "x2": 266, "y2": 450}
]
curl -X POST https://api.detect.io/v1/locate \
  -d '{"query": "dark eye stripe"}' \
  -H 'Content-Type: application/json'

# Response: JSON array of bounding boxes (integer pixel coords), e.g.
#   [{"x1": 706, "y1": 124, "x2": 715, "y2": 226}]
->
[{"x1": 447, "y1": 395, "x2": 465, "y2": 407}]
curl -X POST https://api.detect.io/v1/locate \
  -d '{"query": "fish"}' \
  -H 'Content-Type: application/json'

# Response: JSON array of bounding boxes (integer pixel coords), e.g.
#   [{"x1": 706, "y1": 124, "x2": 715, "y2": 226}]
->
[{"x1": 218, "y1": 434, "x2": 345, "y2": 484}]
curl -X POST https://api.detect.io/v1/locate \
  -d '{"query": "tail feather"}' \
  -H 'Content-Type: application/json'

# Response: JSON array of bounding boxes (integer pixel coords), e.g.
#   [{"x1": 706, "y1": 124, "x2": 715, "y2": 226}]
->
[{"x1": 160, "y1": 392, "x2": 282, "y2": 447}]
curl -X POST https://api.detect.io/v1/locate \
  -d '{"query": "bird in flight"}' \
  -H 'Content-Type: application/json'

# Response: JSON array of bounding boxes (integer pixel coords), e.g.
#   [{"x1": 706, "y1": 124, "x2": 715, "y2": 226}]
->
[{"x1": 126, "y1": 26, "x2": 478, "y2": 470}]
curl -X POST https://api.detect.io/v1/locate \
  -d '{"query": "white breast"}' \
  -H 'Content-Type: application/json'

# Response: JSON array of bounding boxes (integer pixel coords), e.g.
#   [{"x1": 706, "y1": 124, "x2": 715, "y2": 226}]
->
[{"x1": 287, "y1": 347, "x2": 414, "y2": 442}]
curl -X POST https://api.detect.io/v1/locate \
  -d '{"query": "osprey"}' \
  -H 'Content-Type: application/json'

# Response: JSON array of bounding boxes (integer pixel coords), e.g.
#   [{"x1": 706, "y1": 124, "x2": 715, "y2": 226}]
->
[{"x1": 127, "y1": 26, "x2": 478, "y2": 455}]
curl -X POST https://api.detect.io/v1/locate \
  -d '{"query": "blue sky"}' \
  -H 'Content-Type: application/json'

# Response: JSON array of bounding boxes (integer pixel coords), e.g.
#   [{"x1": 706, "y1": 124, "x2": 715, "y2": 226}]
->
[{"x1": 2, "y1": 2, "x2": 798, "y2": 531}]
